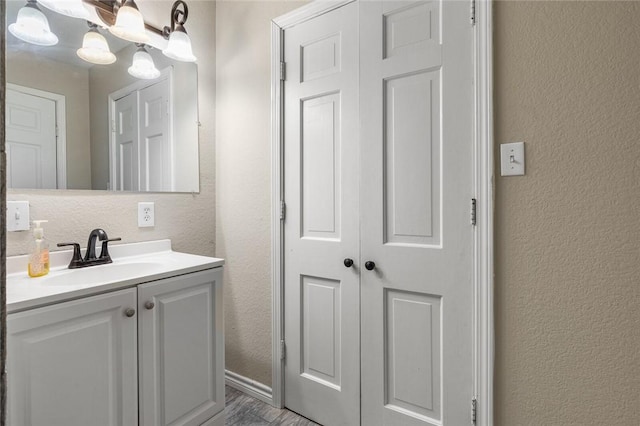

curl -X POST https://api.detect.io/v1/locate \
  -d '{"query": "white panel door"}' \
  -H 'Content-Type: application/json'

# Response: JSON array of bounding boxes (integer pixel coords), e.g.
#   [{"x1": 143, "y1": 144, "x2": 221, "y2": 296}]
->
[
  {"x1": 138, "y1": 269, "x2": 224, "y2": 426},
  {"x1": 283, "y1": 2, "x2": 360, "y2": 425},
  {"x1": 114, "y1": 92, "x2": 139, "y2": 191},
  {"x1": 360, "y1": 1, "x2": 474, "y2": 425},
  {"x1": 5, "y1": 89, "x2": 57, "y2": 189},
  {"x1": 7, "y1": 289, "x2": 138, "y2": 426},
  {"x1": 139, "y1": 79, "x2": 172, "y2": 192}
]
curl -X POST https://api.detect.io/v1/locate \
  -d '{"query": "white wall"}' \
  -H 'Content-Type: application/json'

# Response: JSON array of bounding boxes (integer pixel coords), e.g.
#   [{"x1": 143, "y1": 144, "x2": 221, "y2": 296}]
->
[
  {"x1": 216, "y1": 0, "x2": 305, "y2": 386},
  {"x1": 7, "y1": 1, "x2": 216, "y2": 259}
]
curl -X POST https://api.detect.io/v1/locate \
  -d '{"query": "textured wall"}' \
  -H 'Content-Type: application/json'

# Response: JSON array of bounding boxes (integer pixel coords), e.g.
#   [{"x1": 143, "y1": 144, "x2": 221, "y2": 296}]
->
[
  {"x1": 494, "y1": 2, "x2": 640, "y2": 424},
  {"x1": 6, "y1": 1, "x2": 216, "y2": 259},
  {"x1": 216, "y1": 0, "x2": 305, "y2": 386},
  {"x1": 6, "y1": 55, "x2": 91, "y2": 190}
]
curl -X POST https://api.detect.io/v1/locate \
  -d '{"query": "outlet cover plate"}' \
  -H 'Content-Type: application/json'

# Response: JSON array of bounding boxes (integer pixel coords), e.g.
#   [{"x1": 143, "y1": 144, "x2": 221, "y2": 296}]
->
[
  {"x1": 138, "y1": 202, "x2": 155, "y2": 227},
  {"x1": 7, "y1": 201, "x2": 30, "y2": 232}
]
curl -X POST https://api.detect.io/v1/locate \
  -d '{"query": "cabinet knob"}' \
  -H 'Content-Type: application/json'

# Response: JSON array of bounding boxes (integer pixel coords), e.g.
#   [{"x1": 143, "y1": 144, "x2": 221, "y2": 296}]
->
[
  {"x1": 144, "y1": 301, "x2": 155, "y2": 310},
  {"x1": 343, "y1": 258, "x2": 354, "y2": 268},
  {"x1": 124, "y1": 308, "x2": 136, "y2": 318},
  {"x1": 365, "y1": 261, "x2": 376, "y2": 271}
]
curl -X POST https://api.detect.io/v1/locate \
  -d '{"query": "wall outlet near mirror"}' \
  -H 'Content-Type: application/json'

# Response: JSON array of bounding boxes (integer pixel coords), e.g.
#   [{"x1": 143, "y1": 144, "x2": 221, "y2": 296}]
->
[{"x1": 138, "y1": 203, "x2": 155, "y2": 228}]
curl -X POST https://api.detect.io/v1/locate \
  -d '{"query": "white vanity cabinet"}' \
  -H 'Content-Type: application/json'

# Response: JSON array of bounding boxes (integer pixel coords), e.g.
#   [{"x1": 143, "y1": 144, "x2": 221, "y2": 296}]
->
[
  {"x1": 7, "y1": 267, "x2": 224, "y2": 426},
  {"x1": 138, "y1": 269, "x2": 224, "y2": 426},
  {"x1": 7, "y1": 288, "x2": 139, "y2": 426}
]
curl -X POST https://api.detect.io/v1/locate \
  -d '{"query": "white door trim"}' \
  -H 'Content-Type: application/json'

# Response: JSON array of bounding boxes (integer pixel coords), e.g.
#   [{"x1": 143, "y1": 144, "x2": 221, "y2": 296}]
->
[
  {"x1": 7, "y1": 83, "x2": 67, "y2": 189},
  {"x1": 270, "y1": 2, "x2": 494, "y2": 424}
]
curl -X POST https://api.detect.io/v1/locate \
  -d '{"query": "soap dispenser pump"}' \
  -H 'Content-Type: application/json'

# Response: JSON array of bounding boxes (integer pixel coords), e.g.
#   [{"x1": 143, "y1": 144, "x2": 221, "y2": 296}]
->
[{"x1": 28, "y1": 220, "x2": 50, "y2": 278}]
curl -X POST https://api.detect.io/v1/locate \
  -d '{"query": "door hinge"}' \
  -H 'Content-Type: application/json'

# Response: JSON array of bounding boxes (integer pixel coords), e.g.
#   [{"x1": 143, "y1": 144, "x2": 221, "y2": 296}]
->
[
  {"x1": 280, "y1": 61, "x2": 286, "y2": 81},
  {"x1": 470, "y1": 0, "x2": 476, "y2": 26},
  {"x1": 471, "y1": 198, "x2": 477, "y2": 226},
  {"x1": 280, "y1": 340, "x2": 286, "y2": 360},
  {"x1": 471, "y1": 397, "x2": 477, "y2": 423},
  {"x1": 111, "y1": 120, "x2": 116, "y2": 132},
  {"x1": 55, "y1": 125, "x2": 59, "y2": 138},
  {"x1": 280, "y1": 200, "x2": 286, "y2": 221}
]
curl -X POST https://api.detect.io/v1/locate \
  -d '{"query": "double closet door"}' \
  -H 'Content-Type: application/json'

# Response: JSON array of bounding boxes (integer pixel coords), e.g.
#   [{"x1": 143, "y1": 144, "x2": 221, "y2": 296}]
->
[{"x1": 283, "y1": 1, "x2": 474, "y2": 425}]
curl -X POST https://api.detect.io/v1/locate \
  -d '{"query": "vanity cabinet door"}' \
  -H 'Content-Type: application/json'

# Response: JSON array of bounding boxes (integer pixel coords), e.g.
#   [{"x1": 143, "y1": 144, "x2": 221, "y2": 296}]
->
[
  {"x1": 7, "y1": 288, "x2": 138, "y2": 426},
  {"x1": 138, "y1": 268, "x2": 224, "y2": 426}
]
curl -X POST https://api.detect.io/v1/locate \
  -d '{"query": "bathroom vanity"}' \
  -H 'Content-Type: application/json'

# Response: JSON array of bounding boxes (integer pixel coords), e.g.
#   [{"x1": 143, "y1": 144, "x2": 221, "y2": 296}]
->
[{"x1": 5, "y1": 240, "x2": 224, "y2": 426}]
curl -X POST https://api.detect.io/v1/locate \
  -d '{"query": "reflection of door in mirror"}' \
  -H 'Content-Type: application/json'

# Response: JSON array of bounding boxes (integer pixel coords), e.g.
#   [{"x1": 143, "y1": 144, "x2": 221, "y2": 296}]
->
[
  {"x1": 6, "y1": 85, "x2": 67, "y2": 189},
  {"x1": 111, "y1": 70, "x2": 172, "y2": 192}
]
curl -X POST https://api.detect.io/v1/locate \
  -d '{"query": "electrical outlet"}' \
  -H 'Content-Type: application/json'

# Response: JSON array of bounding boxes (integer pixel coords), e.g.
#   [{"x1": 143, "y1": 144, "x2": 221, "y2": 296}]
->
[
  {"x1": 138, "y1": 202, "x2": 155, "y2": 227},
  {"x1": 7, "y1": 201, "x2": 30, "y2": 232}
]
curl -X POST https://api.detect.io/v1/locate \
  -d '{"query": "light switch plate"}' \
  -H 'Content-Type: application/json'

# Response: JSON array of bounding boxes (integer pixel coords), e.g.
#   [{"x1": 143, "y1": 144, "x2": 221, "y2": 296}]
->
[
  {"x1": 501, "y1": 142, "x2": 525, "y2": 176},
  {"x1": 7, "y1": 201, "x2": 30, "y2": 232},
  {"x1": 138, "y1": 202, "x2": 155, "y2": 227}
]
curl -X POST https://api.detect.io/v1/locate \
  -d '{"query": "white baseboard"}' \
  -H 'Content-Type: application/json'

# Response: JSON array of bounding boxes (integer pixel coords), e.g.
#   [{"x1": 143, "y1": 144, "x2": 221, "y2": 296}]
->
[{"x1": 225, "y1": 369, "x2": 274, "y2": 406}]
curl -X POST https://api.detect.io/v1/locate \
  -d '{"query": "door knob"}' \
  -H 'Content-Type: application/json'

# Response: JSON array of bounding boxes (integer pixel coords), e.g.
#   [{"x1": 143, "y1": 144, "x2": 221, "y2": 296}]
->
[
  {"x1": 144, "y1": 301, "x2": 155, "y2": 310},
  {"x1": 365, "y1": 261, "x2": 376, "y2": 271},
  {"x1": 344, "y1": 258, "x2": 354, "y2": 268},
  {"x1": 124, "y1": 308, "x2": 136, "y2": 317}
]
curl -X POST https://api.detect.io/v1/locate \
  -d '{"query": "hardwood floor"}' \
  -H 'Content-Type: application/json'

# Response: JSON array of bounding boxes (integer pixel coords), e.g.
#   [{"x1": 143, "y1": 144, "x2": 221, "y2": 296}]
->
[{"x1": 225, "y1": 385, "x2": 320, "y2": 426}]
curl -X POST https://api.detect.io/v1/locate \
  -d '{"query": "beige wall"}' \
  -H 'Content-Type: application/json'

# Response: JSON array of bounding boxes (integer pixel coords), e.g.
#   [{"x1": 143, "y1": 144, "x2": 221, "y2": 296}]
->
[
  {"x1": 217, "y1": 1, "x2": 640, "y2": 424},
  {"x1": 494, "y1": 2, "x2": 640, "y2": 424},
  {"x1": 6, "y1": 54, "x2": 91, "y2": 189},
  {"x1": 7, "y1": 1, "x2": 216, "y2": 259},
  {"x1": 216, "y1": 0, "x2": 305, "y2": 385}
]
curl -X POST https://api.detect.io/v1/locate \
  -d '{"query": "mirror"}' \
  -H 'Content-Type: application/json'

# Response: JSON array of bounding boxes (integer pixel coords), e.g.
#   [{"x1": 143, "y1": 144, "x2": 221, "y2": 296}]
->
[{"x1": 5, "y1": 1, "x2": 200, "y2": 192}]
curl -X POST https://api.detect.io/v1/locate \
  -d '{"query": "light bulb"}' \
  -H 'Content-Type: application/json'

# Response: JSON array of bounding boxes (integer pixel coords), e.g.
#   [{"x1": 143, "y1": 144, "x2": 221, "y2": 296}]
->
[
  {"x1": 109, "y1": 0, "x2": 149, "y2": 44},
  {"x1": 128, "y1": 46, "x2": 160, "y2": 80},
  {"x1": 163, "y1": 26, "x2": 197, "y2": 62},
  {"x1": 37, "y1": 0, "x2": 89, "y2": 19},
  {"x1": 9, "y1": 1, "x2": 58, "y2": 46},
  {"x1": 77, "y1": 28, "x2": 116, "y2": 65}
]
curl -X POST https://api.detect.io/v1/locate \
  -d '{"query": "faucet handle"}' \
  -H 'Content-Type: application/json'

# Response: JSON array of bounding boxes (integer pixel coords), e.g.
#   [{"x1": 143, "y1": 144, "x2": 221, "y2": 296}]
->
[
  {"x1": 57, "y1": 243, "x2": 83, "y2": 269},
  {"x1": 99, "y1": 238, "x2": 122, "y2": 261}
]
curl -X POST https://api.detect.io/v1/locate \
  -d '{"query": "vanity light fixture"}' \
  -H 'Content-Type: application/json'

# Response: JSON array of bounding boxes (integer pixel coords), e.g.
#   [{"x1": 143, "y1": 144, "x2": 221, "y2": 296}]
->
[
  {"x1": 109, "y1": 0, "x2": 149, "y2": 44},
  {"x1": 9, "y1": 0, "x2": 59, "y2": 46},
  {"x1": 162, "y1": 0, "x2": 197, "y2": 62},
  {"x1": 128, "y1": 44, "x2": 161, "y2": 80},
  {"x1": 77, "y1": 22, "x2": 116, "y2": 65},
  {"x1": 37, "y1": 0, "x2": 89, "y2": 20}
]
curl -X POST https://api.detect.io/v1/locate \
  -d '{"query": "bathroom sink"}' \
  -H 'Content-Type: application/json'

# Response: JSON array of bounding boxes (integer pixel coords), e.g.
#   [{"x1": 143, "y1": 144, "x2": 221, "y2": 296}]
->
[
  {"x1": 6, "y1": 239, "x2": 225, "y2": 313},
  {"x1": 40, "y1": 262, "x2": 165, "y2": 286}
]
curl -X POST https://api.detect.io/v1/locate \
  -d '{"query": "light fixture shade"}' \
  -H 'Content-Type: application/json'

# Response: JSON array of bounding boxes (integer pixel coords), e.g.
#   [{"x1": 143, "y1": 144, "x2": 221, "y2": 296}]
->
[
  {"x1": 9, "y1": 2, "x2": 58, "y2": 46},
  {"x1": 163, "y1": 27, "x2": 197, "y2": 62},
  {"x1": 109, "y1": 0, "x2": 149, "y2": 43},
  {"x1": 77, "y1": 28, "x2": 116, "y2": 65},
  {"x1": 37, "y1": 0, "x2": 89, "y2": 19},
  {"x1": 128, "y1": 46, "x2": 160, "y2": 80}
]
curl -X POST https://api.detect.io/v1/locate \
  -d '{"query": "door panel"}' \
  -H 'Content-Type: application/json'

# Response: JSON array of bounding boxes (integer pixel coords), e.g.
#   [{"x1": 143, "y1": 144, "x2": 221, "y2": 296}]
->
[
  {"x1": 115, "y1": 92, "x2": 139, "y2": 191},
  {"x1": 138, "y1": 269, "x2": 224, "y2": 426},
  {"x1": 7, "y1": 289, "x2": 138, "y2": 426},
  {"x1": 139, "y1": 79, "x2": 172, "y2": 192},
  {"x1": 283, "y1": 2, "x2": 359, "y2": 425},
  {"x1": 6, "y1": 89, "x2": 57, "y2": 189},
  {"x1": 361, "y1": 1, "x2": 474, "y2": 425}
]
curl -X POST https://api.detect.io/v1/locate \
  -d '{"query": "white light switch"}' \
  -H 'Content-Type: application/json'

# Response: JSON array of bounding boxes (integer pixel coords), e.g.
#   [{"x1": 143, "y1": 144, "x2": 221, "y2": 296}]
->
[
  {"x1": 138, "y1": 202, "x2": 155, "y2": 227},
  {"x1": 501, "y1": 142, "x2": 525, "y2": 176},
  {"x1": 7, "y1": 201, "x2": 30, "y2": 232}
]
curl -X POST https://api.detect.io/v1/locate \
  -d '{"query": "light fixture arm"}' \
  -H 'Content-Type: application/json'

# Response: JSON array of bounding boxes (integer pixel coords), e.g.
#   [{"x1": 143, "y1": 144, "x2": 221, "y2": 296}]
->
[{"x1": 163, "y1": 0, "x2": 189, "y2": 38}]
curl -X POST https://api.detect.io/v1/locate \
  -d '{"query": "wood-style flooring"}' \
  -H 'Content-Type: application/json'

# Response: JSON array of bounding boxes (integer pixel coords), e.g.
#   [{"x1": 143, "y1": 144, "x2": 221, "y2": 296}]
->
[{"x1": 225, "y1": 385, "x2": 320, "y2": 426}]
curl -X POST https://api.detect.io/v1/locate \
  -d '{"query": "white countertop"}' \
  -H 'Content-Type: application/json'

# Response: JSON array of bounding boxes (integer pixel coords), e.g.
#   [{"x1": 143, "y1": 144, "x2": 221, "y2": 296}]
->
[{"x1": 6, "y1": 240, "x2": 224, "y2": 314}]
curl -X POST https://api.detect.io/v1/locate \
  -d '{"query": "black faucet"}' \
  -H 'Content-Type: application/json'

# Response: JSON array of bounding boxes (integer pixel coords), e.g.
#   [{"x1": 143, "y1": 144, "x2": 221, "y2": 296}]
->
[{"x1": 58, "y1": 229, "x2": 122, "y2": 269}]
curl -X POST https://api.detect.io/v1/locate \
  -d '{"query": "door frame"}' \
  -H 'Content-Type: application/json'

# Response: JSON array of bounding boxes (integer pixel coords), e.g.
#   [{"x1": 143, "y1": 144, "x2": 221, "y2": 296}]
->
[
  {"x1": 108, "y1": 66, "x2": 174, "y2": 191},
  {"x1": 6, "y1": 83, "x2": 67, "y2": 189},
  {"x1": 270, "y1": 1, "x2": 494, "y2": 425}
]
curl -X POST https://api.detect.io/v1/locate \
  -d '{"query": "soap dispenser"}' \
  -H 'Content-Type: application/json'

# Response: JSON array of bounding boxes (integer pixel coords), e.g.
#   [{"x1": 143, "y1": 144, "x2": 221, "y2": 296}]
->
[{"x1": 28, "y1": 220, "x2": 50, "y2": 278}]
